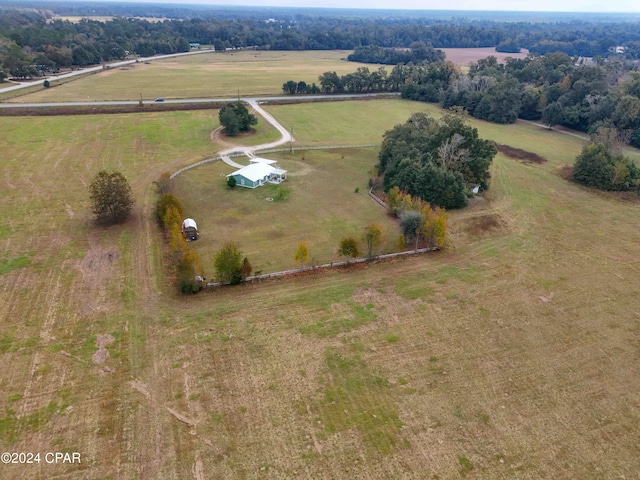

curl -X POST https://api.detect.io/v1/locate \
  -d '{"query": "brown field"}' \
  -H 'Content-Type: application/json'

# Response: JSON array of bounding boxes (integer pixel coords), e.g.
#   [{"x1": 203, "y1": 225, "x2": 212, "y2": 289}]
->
[
  {"x1": 442, "y1": 47, "x2": 530, "y2": 66},
  {"x1": 1, "y1": 90, "x2": 640, "y2": 479}
]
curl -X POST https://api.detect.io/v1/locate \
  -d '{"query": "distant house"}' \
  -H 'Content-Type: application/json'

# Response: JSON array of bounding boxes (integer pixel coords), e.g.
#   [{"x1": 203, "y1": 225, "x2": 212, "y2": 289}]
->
[
  {"x1": 226, "y1": 158, "x2": 287, "y2": 189},
  {"x1": 189, "y1": 43, "x2": 201, "y2": 50}
]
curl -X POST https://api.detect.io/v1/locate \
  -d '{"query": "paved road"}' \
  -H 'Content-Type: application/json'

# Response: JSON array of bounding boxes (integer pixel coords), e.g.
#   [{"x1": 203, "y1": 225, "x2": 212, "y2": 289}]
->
[{"x1": 0, "y1": 92, "x2": 394, "y2": 108}]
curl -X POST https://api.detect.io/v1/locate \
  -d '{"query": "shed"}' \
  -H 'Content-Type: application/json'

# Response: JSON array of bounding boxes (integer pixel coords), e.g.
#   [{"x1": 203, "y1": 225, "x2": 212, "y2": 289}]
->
[{"x1": 181, "y1": 218, "x2": 198, "y2": 241}]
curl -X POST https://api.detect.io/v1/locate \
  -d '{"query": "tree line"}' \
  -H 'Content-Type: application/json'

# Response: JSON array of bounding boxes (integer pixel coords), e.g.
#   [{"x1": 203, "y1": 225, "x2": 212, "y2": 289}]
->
[
  {"x1": 284, "y1": 51, "x2": 640, "y2": 149},
  {"x1": 3, "y1": 5, "x2": 640, "y2": 81}
]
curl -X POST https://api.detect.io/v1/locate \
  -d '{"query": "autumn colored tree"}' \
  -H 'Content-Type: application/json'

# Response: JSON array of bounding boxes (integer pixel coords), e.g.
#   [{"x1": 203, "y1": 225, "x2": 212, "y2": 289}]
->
[
  {"x1": 153, "y1": 171, "x2": 172, "y2": 194},
  {"x1": 386, "y1": 186, "x2": 403, "y2": 216},
  {"x1": 422, "y1": 206, "x2": 448, "y2": 248},
  {"x1": 240, "y1": 257, "x2": 252, "y2": 280},
  {"x1": 363, "y1": 223, "x2": 383, "y2": 258},
  {"x1": 156, "y1": 193, "x2": 184, "y2": 224},
  {"x1": 178, "y1": 247, "x2": 204, "y2": 294},
  {"x1": 294, "y1": 240, "x2": 309, "y2": 268}
]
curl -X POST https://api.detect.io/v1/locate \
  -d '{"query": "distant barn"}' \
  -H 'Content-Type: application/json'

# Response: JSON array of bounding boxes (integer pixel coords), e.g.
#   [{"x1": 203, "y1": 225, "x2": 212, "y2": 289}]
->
[{"x1": 181, "y1": 218, "x2": 198, "y2": 241}]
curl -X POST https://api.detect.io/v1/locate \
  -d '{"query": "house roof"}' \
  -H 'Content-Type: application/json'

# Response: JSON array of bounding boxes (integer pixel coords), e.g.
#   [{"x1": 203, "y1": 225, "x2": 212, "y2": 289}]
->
[
  {"x1": 227, "y1": 162, "x2": 276, "y2": 182},
  {"x1": 249, "y1": 157, "x2": 278, "y2": 165}
]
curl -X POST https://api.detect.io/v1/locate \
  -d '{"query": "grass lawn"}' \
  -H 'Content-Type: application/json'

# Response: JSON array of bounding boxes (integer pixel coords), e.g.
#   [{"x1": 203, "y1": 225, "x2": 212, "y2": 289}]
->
[
  {"x1": 174, "y1": 148, "x2": 399, "y2": 274},
  {"x1": 6, "y1": 50, "x2": 361, "y2": 103}
]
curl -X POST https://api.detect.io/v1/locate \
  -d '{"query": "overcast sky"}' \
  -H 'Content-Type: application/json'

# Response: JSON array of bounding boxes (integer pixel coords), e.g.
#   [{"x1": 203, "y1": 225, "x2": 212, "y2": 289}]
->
[{"x1": 95, "y1": 0, "x2": 640, "y2": 13}]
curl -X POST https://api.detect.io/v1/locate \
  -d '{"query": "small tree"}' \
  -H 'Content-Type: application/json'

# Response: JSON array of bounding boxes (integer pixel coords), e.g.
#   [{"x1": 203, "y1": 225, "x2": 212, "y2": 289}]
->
[
  {"x1": 214, "y1": 242, "x2": 243, "y2": 284},
  {"x1": 399, "y1": 210, "x2": 422, "y2": 249},
  {"x1": 156, "y1": 193, "x2": 184, "y2": 225},
  {"x1": 338, "y1": 237, "x2": 359, "y2": 264},
  {"x1": 572, "y1": 143, "x2": 616, "y2": 190},
  {"x1": 227, "y1": 175, "x2": 237, "y2": 188},
  {"x1": 363, "y1": 223, "x2": 383, "y2": 259},
  {"x1": 153, "y1": 171, "x2": 172, "y2": 194},
  {"x1": 240, "y1": 257, "x2": 252, "y2": 280},
  {"x1": 89, "y1": 170, "x2": 134, "y2": 224},
  {"x1": 178, "y1": 247, "x2": 203, "y2": 294},
  {"x1": 43, "y1": 79, "x2": 50, "y2": 88},
  {"x1": 294, "y1": 240, "x2": 309, "y2": 269}
]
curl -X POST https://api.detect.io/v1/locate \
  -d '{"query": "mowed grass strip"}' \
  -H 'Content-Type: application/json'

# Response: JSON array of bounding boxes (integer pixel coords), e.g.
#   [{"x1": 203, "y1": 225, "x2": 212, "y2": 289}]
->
[{"x1": 9, "y1": 50, "x2": 361, "y2": 103}]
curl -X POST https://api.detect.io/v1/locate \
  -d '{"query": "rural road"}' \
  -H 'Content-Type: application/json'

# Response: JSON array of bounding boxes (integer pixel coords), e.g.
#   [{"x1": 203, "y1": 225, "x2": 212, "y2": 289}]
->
[
  {"x1": 0, "y1": 93, "x2": 393, "y2": 108},
  {"x1": 217, "y1": 98, "x2": 294, "y2": 167}
]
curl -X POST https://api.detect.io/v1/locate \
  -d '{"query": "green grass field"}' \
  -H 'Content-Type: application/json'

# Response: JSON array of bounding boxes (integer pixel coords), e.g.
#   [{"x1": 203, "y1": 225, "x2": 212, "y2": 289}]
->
[
  {"x1": 6, "y1": 50, "x2": 361, "y2": 103},
  {"x1": 1, "y1": 78, "x2": 640, "y2": 479}
]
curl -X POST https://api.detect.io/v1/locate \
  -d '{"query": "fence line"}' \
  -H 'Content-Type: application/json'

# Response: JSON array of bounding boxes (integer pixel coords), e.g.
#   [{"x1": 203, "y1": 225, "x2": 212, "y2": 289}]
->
[{"x1": 205, "y1": 246, "x2": 438, "y2": 288}]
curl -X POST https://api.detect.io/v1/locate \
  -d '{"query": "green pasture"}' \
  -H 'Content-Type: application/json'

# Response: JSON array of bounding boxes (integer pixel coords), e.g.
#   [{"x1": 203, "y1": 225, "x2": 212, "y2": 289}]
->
[
  {"x1": 6, "y1": 50, "x2": 360, "y2": 103},
  {"x1": 1, "y1": 93, "x2": 640, "y2": 478},
  {"x1": 264, "y1": 98, "x2": 430, "y2": 146}
]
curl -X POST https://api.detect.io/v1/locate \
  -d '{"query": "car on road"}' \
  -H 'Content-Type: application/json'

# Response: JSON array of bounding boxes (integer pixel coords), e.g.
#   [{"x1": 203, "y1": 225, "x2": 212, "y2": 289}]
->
[{"x1": 154, "y1": 97, "x2": 164, "y2": 102}]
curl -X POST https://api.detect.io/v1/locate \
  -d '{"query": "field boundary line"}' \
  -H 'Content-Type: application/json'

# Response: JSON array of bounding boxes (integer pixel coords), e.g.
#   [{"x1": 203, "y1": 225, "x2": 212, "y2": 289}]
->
[
  {"x1": 204, "y1": 246, "x2": 438, "y2": 288},
  {"x1": 169, "y1": 144, "x2": 380, "y2": 179}
]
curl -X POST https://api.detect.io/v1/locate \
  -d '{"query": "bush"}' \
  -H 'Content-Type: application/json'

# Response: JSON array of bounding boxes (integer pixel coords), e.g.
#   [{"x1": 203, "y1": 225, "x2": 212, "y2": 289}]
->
[
  {"x1": 156, "y1": 194, "x2": 184, "y2": 225},
  {"x1": 338, "y1": 237, "x2": 359, "y2": 262},
  {"x1": 214, "y1": 242, "x2": 244, "y2": 284},
  {"x1": 154, "y1": 172, "x2": 172, "y2": 194}
]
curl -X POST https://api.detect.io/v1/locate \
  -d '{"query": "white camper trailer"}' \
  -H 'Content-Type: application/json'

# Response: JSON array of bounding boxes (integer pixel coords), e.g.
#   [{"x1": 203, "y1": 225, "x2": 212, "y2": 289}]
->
[{"x1": 181, "y1": 218, "x2": 198, "y2": 241}]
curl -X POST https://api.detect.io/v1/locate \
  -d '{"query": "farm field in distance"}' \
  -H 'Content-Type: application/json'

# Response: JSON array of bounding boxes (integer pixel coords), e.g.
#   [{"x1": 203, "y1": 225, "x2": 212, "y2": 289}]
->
[
  {"x1": 5, "y1": 48, "x2": 527, "y2": 104},
  {"x1": 6, "y1": 50, "x2": 363, "y2": 103},
  {"x1": 1, "y1": 50, "x2": 640, "y2": 479}
]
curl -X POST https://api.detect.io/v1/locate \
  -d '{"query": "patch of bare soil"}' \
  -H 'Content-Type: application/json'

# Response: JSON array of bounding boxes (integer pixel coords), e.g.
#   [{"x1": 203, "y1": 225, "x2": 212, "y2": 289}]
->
[
  {"x1": 92, "y1": 333, "x2": 115, "y2": 372},
  {"x1": 77, "y1": 246, "x2": 121, "y2": 316},
  {"x1": 496, "y1": 143, "x2": 547, "y2": 164},
  {"x1": 464, "y1": 213, "x2": 508, "y2": 238}
]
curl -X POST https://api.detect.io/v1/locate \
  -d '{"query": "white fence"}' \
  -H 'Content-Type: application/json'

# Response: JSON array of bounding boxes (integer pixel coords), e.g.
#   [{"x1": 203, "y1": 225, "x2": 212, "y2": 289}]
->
[
  {"x1": 205, "y1": 247, "x2": 437, "y2": 288},
  {"x1": 169, "y1": 144, "x2": 380, "y2": 180}
]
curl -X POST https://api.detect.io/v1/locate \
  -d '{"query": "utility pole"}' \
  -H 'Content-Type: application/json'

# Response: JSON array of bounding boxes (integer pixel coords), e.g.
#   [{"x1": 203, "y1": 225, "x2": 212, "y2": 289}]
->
[{"x1": 290, "y1": 127, "x2": 294, "y2": 153}]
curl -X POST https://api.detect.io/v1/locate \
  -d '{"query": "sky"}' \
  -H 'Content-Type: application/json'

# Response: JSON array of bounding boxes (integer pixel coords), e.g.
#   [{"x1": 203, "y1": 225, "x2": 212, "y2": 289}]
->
[{"x1": 77, "y1": 0, "x2": 640, "y2": 13}]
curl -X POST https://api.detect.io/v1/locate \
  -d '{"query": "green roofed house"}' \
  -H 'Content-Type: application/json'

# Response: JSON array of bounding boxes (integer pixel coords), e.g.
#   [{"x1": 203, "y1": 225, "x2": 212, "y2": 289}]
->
[{"x1": 226, "y1": 158, "x2": 287, "y2": 189}]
